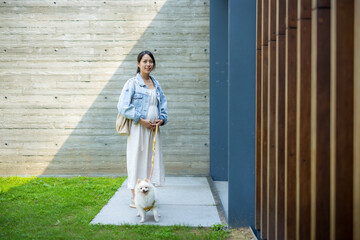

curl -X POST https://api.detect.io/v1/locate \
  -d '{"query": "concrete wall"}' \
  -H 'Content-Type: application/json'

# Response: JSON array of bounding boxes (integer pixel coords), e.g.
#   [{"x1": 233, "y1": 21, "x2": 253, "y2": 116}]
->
[{"x1": 0, "y1": 0, "x2": 210, "y2": 176}]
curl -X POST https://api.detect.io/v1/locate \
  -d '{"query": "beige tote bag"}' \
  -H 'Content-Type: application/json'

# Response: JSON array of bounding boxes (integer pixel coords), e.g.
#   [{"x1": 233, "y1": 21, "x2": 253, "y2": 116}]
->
[{"x1": 116, "y1": 80, "x2": 135, "y2": 136}]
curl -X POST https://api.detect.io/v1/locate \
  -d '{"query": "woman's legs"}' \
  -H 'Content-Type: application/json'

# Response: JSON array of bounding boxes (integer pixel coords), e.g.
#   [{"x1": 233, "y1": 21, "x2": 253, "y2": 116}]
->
[{"x1": 129, "y1": 189, "x2": 136, "y2": 208}]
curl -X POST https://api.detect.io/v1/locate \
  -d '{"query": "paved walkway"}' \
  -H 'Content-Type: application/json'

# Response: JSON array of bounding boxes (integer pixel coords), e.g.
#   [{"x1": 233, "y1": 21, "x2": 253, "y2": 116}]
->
[
  {"x1": 214, "y1": 181, "x2": 228, "y2": 220},
  {"x1": 91, "y1": 177, "x2": 224, "y2": 227}
]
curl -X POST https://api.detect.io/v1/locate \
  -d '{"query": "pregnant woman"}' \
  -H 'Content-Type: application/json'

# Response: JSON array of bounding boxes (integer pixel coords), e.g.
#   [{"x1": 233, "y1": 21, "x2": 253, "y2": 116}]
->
[{"x1": 117, "y1": 50, "x2": 168, "y2": 208}]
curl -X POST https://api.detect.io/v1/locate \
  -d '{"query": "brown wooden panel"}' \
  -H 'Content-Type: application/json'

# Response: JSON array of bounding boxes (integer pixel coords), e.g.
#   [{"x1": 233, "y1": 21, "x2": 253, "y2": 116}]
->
[
  {"x1": 275, "y1": 3, "x2": 286, "y2": 240},
  {"x1": 298, "y1": 0, "x2": 311, "y2": 19},
  {"x1": 256, "y1": 48, "x2": 262, "y2": 230},
  {"x1": 354, "y1": 1, "x2": 360, "y2": 239},
  {"x1": 330, "y1": 1, "x2": 354, "y2": 239},
  {"x1": 296, "y1": 18, "x2": 312, "y2": 240},
  {"x1": 310, "y1": 7, "x2": 331, "y2": 240},
  {"x1": 261, "y1": 44, "x2": 269, "y2": 240},
  {"x1": 284, "y1": 27, "x2": 297, "y2": 240},
  {"x1": 262, "y1": 0, "x2": 269, "y2": 46},
  {"x1": 276, "y1": 34, "x2": 286, "y2": 240},
  {"x1": 269, "y1": 0, "x2": 277, "y2": 41},
  {"x1": 284, "y1": 3, "x2": 298, "y2": 240},
  {"x1": 277, "y1": 0, "x2": 286, "y2": 35},
  {"x1": 287, "y1": 0, "x2": 298, "y2": 28},
  {"x1": 261, "y1": 1, "x2": 269, "y2": 238},
  {"x1": 257, "y1": 0, "x2": 263, "y2": 50},
  {"x1": 256, "y1": 0, "x2": 263, "y2": 231},
  {"x1": 267, "y1": 40, "x2": 277, "y2": 240},
  {"x1": 311, "y1": 0, "x2": 330, "y2": 8},
  {"x1": 276, "y1": 2, "x2": 286, "y2": 239}
]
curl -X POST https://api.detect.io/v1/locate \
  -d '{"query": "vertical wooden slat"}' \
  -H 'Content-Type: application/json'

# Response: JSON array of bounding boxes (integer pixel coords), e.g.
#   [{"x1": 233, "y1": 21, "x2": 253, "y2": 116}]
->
[
  {"x1": 310, "y1": 1, "x2": 331, "y2": 240},
  {"x1": 261, "y1": 46, "x2": 269, "y2": 240},
  {"x1": 255, "y1": 0, "x2": 263, "y2": 231},
  {"x1": 275, "y1": 0, "x2": 286, "y2": 239},
  {"x1": 330, "y1": 0, "x2": 354, "y2": 239},
  {"x1": 275, "y1": 36, "x2": 285, "y2": 240},
  {"x1": 296, "y1": 0, "x2": 311, "y2": 239},
  {"x1": 267, "y1": 0, "x2": 277, "y2": 239},
  {"x1": 261, "y1": 1, "x2": 269, "y2": 239},
  {"x1": 267, "y1": 42, "x2": 276, "y2": 240},
  {"x1": 284, "y1": 0, "x2": 297, "y2": 239},
  {"x1": 354, "y1": 1, "x2": 360, "y2": 239}
]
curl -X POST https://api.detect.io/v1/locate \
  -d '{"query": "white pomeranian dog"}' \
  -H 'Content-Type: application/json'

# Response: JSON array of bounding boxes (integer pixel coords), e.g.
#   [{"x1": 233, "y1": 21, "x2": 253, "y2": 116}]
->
[{"x1": 134, "y1": 178, "x2": 160, "y2": 223}]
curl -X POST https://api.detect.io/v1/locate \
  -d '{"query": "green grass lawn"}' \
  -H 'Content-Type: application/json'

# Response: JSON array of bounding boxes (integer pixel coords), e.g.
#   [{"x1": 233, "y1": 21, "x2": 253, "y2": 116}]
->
[{"x1": 0, "y1": 176, "x2": 231, "y2": 240}]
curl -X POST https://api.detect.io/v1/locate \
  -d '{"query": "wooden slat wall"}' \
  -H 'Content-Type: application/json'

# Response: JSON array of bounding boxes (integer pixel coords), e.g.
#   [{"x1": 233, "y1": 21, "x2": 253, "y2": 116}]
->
[
  {"x1": 311, "y1": 1, "x2": 331, "y2": 239},
  {"x1": 260, "y1": 0, "x2": 269, "y2": 238},
  {"x1": 255, "y1": 0, "x2": 357, "y2": 239},
  {"x1": 255, "y1": 0, "x2": 263, "y2": 231},
  {"x1": 0, "y1": 0, "x2": 210, "y2": 176},
  {"x1": 284, "y1": 1, "x2": 297, "y2": 239},
  {"x1": 267, "y1": 0, "x2": 277, "y2": 239},
  {"x1": 330, "y1": 0, "x2": 354, "y2": 239},
  {"x1": 296, "y1": 0, "x2": 312, "y2": 239},
  {"x1": 354, "y1": 1, "x2": 360, "y2": 239},
  {"x1": 275, "y1": 0, "x2": 285, "y2": 239}
]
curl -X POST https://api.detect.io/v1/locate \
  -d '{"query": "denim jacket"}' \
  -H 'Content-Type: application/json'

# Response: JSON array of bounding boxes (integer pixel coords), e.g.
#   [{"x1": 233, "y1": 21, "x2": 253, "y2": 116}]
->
[{"x1": 117, "y1": 73, "x2": 168, "y2": 125}]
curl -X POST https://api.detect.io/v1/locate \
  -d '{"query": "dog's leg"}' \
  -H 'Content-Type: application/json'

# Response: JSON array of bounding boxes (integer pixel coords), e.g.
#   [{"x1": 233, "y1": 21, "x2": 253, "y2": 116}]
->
[
  {"x1": 138, "y1": 208, "x2": 145, "y2": 223},
  {"x1": 152, "y1": 207, "x2": 159, "y2": 222}
]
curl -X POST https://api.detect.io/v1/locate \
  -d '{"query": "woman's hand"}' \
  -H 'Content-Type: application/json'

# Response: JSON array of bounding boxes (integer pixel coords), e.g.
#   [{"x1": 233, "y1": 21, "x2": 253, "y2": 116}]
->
[
  {"x1": 154, "y1": 119, "x2": 164, "y2": 126},
  {"x1": 139, "y1": 118, "x2": 156, "y2": 130}
]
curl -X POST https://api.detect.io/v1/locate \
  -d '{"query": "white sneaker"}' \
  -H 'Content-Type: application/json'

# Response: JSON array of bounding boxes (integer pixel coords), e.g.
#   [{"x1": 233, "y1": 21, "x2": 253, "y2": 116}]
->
[{"x1": 129, "y1": 199, "x2": 136, "y2": 208}]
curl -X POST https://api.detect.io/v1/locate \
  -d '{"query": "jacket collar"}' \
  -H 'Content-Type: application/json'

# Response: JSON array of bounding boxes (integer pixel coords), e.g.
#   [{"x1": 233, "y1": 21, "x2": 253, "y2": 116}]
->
[{"x1": 136, "y1": 73, "x2": 158, "y2": 88}]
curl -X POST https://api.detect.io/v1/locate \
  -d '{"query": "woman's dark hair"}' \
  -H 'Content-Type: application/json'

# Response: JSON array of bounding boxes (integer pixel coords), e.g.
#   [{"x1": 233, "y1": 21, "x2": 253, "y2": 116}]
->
[{"x1": 136, "y1": 50, "x2": 156, "y2": 74}]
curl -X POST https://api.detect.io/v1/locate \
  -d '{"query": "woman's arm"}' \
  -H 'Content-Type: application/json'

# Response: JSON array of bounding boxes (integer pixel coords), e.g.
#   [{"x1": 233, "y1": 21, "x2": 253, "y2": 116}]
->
[
  {"x1": 157, "y1": 83, "x2": 168, "y2": 125},
  {"x1": 117, "y1": 78, "x2": 141, "y2": 123}
]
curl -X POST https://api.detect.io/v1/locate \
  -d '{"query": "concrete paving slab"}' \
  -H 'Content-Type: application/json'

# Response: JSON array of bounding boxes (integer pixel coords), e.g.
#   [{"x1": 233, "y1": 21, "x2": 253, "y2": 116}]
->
[
  {"x1": 164, "y1": 177, "x2": 209, "y2": 186},
  {"x1": 158, "y1": 185, "x2": 215, "y2": 205},
  {"x1": 91, "y1": 177, "x2": 222, "y2": 227},
  {"x1": 214, "y1": 181, "x2": 229, "y2": 220}
]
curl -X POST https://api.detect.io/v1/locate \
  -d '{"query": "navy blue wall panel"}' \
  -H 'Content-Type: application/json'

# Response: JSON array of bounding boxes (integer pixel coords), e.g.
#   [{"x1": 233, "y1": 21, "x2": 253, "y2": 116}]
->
[
  {"x1": 227, "y1": 0, "x2": 256, "y2": 228},
  {"x1": 210, "y1": 0, "x2": 256, "y2": 228},
  {"x1": 210, "y1": 0, "x2": 229, "y2": 181}
]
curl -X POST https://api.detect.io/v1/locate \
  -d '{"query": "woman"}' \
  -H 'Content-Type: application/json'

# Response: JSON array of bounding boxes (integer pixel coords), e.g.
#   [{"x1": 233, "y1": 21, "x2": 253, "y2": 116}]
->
[{"x1": 117, "y1": 50, "x2": 167, "y2": 208}]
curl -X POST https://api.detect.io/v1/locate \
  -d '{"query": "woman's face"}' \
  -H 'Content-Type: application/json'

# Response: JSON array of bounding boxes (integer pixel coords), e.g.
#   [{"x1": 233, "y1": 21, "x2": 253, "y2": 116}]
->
[{"x1": 138, "y1": 54, "x2": 154, "y2": 74}]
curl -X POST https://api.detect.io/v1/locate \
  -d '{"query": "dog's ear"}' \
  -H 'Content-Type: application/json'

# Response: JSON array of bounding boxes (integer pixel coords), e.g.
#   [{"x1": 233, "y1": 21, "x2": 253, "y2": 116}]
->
[
  {"x1": 137, "y1": 179, "x2": 141, "y2": 184},
  {"x1": 144, "y1": 178, "x2": 149, "y2": 183}
]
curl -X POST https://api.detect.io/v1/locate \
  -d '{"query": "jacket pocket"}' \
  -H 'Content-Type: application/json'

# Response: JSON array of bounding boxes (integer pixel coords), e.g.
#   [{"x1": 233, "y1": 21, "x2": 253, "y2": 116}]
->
[
  {"x1": 133, "y1": 93, "x2": 143, "y2": 99},
  {"x1": 132, "y1": 95, "x2": 143, "y2": 110}
]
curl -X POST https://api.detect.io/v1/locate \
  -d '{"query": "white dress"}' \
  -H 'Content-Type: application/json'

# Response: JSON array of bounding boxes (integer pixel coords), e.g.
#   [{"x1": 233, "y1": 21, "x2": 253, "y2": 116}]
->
[{"x1": 126, "y1": 88, "x2": 165, "y2": 189}]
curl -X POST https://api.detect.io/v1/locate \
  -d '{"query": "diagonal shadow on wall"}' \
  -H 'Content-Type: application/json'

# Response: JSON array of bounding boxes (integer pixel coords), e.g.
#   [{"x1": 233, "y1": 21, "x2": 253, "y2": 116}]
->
[{"x1": 41, "y1": 0, "x2": 210, "y2": 176}]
